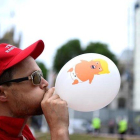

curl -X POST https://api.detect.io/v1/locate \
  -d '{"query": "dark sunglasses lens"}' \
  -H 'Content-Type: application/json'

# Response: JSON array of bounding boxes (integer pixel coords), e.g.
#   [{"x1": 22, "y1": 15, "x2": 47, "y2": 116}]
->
[{"x1": 33, "y1": 72, "x2": 41, "y2": 84}]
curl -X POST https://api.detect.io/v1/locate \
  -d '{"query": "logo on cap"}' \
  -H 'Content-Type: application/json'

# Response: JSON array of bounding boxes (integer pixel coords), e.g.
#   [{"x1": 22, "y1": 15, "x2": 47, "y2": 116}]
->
[{"x1": 5, "y1": 45, "x2": 16, "y2": 53}]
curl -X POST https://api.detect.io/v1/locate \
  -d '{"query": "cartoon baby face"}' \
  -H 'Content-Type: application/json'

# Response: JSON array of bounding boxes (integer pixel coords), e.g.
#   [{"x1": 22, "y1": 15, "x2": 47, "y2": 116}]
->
[
  {"x1": 89, "y1": 61, "x2": 103, "y2": 74},
  {"x1": 68, "y1": 59, "x2": 109, "y2": 84}
]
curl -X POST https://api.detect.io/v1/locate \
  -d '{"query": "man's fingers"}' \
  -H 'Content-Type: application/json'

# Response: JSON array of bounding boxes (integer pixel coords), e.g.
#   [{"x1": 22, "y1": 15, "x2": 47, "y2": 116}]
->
[
  {"x1": 49, "y1": 94, "x2": 60, "y2": 100},
  {"x1": 43, "y1": 87, "x2": 55, "y2": 99},
  {"x1": 50, "y1": 98, "x2": 68, "y2": 109},
  {"x1": 42, "y1": 87, "x2": 68, "y2": 109}
]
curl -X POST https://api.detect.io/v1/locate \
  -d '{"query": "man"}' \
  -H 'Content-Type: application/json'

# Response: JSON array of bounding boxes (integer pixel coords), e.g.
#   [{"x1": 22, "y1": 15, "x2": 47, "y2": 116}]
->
[{"x1": 0, "y1": 40, "x2": 69, "y2": 140}]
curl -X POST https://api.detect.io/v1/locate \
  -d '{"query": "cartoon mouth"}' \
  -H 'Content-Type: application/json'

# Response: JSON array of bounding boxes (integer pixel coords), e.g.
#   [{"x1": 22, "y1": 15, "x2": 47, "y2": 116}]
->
[{"x1": 91, "y1": 65, "x2": 96, "y2": 69}]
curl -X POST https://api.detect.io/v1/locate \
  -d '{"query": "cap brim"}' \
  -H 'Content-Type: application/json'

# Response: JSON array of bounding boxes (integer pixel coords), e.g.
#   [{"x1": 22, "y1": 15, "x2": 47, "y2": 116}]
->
[{"x1": 6, "y1": 40, "x2": 44, "y2": 69}]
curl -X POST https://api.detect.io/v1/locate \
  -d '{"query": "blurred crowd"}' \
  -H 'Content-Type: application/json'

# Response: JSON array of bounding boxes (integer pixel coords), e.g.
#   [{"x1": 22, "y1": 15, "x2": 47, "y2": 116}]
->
[{"x1": 29, "y1": 115, "x2": 136, "y2": 137}]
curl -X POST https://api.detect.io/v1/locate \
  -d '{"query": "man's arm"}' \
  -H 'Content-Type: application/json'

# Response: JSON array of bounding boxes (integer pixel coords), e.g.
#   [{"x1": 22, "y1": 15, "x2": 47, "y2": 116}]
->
[
  {"x1": 50, "y1": 127, "x2": 69, "y2": 140},
  {"x1": 41, "y1": 87, "x2": 70, "y2": 140}
]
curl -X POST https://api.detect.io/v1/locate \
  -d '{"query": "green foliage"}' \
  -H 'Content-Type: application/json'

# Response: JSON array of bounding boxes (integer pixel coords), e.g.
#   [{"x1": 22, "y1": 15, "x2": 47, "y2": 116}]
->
[
  {"x1": 53, "y1": 39, "x2": 83, "y2": 73},
  {"x1": 84, "y1": 42, "x2": 118, "y2": 65},
  {"x1": 37, "y1": 61, "x2": 48, "y2": 79},
  {"x1": 53, "y1": 40, "x2": 118, "y2": 74}
]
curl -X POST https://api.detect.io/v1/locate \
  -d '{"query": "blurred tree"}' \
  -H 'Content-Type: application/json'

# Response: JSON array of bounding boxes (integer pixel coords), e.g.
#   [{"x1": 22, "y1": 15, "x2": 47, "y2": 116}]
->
[
  {"x1": 84, "y1": 42, "x2": 118, "y2": 65},
  {"x1": 53, "y1": 40, "x2": 118, "y2": 74},
  {"x1": 53, "y1": 39, "x2": 83, "y2": 73},
  {"x1": 37, "y1": 61, "x2": 48, "y2": 80}
]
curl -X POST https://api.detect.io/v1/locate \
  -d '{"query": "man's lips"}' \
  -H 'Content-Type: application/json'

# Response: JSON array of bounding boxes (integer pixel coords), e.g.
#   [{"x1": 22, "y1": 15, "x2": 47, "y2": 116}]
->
[{"x1": 45, "y1": 87, "x2": 49, "y2": 93}]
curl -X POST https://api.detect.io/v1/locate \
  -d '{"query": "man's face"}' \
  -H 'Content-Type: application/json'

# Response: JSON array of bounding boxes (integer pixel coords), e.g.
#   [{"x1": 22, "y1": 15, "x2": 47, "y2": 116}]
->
[{"x1": 5, "y1": 56, "x2": 48, "y2": 118}]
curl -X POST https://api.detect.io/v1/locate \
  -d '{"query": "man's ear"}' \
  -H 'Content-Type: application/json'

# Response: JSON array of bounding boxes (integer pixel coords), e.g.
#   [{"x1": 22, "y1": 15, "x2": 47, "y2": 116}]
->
[{"x1": 0, "y1": 86, "x2": 8, "y2": 102}]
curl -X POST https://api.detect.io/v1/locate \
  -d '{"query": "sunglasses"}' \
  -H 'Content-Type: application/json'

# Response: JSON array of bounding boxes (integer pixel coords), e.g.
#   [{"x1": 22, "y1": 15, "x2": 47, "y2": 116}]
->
[{"x1": 0, "y1": 70, "x2": 43, "y2": 86}]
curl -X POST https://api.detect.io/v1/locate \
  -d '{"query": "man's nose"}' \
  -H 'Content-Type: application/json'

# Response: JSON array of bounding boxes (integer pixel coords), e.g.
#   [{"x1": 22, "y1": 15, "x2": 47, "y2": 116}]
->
[{"x1": 40, "y1": 77, "x2": 48, "y2": 89}]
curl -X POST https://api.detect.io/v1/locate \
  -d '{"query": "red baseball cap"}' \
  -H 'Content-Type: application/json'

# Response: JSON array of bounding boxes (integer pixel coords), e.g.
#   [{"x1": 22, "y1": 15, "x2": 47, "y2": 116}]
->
[{"x1": 0, "y1": 40, "x2": 44, "y2": 76}]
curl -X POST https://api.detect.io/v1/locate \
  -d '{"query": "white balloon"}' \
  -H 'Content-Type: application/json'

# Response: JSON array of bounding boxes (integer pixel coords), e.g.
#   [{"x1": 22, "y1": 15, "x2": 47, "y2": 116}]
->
[{"x1": 54, "y1": 53, "x2": 121, "y2": 112}]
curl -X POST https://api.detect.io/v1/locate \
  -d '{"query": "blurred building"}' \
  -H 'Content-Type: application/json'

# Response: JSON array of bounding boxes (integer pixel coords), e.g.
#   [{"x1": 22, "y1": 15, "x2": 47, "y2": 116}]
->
[
  {"x1": 109, "y1": 49, "x2": 133, "y2": 110},
  {"x1": 109, "y1": 0, "x2": 140, "y2": 111},
  {"x1": 133, "y1": 0, "x2": 140, "y2": 111},
  {"x1": 0, "y1": 27, "x2": 21, "y2": 47}
]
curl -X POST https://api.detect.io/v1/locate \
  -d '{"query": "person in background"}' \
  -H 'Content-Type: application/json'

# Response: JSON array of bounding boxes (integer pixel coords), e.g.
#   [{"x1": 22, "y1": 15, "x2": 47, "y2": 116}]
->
[
  {"x1": 92, "y1": 117, "x2": 101, "y2": 136},
  {"x1": 108, "y1": 118, "x2": 115, "y2": 134},
  {"x1": 0, "y1": 40, "x2": 70, "y2": 140},
  {"x1": 118, "y1": 118, "x2": 128, "y2": 140}
]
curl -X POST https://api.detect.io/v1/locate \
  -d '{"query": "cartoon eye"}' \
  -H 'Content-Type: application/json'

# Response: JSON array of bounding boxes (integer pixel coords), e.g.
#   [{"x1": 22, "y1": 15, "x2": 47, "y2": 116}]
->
[{"x1": 91, "y1": 65, "x2": 96, "y2": 69}]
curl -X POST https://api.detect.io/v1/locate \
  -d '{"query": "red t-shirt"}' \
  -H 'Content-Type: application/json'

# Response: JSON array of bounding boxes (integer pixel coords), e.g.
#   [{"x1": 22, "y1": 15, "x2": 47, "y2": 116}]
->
[{"x1": 0, "y1": 116, "x2": 35, "y2": 140}]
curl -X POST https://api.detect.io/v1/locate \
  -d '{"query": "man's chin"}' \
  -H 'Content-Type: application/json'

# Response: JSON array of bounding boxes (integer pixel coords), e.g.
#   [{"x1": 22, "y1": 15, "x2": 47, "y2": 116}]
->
[
  {"x1": 32, "y1": 107, "x2": 43, "y2": 116},
  {"x1": 36, "y1": 111, "x2": 43, "y2": 116}
]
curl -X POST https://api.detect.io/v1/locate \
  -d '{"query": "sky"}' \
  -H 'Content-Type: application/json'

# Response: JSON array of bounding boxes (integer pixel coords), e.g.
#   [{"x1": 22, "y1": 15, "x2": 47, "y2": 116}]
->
[{"x1": 0, "y1": 0, "x2": 136, "y2": 69}]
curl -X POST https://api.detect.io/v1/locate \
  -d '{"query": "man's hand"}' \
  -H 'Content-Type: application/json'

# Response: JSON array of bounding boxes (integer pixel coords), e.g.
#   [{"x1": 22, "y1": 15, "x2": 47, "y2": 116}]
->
[{"x1": 41, "y1": 87, "x2": 69, "y2": 140}]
